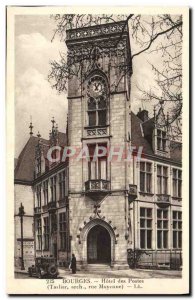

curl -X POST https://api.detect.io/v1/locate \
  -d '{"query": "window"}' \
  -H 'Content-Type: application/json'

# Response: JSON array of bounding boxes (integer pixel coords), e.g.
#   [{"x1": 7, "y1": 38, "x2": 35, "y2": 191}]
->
[
  {"x1": 88, "y1": 96, "x2": 107, "y2": 127},
  {"x1": 157, "y1": 165, "x2": 168, "y2": 194},
  {"x1": 140, "y1": 162, "x2": 152, "y2": 193},
  {"x1": 36, "y1": 185, "x2": 41, "y2": 208},
  {"x1": 157, "y1": 209, "x2": 169, "y2": 249},
  {"x1": 87, "y1": 76, "x2": 107, "y2": 127},
  {"x1": 157, "y1": 129, "x2": 167, "y2": 151},
  {"x1": 37, "y1": 156, "x2": 41, "y2": 175},
  {"x1": 50, "y1": 176, "x2": 56, "y2": 202},
  {"x1": 140, "y1": 208, "x2": 152, "y2": 249},
  {"x1": 173, "y1": 169, "x2": 182, "y2": 198},
  {"x1": 88, "y1": 144, "x2": 107, "y2": 180},
  {"x1": 59, "y1": 171, "x2": 66, "y2": 200},
  {"x1": 43, "y1": 217, "x2": 49, "y2": 250},
  {"x1": 59, "y1": 213, "x2": 67, "y2": 251},
  {"x1": 43, "y1": 181, "x2": 48, "y2": 205},
  {"x1": 37, "y1": 218, "x2": 42, "y2": 250},
  {"x1": 172, "y1": 211, "x2": 182, "y2": 248}
]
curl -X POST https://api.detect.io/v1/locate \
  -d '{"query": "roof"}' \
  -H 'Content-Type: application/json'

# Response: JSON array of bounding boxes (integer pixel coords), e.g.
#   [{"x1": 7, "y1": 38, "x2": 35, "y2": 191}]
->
[
  {"x1": 15, "y1": 136, "x2": 40, "y2": 182},
  {"x1": 15, "y1": 132, "x2": 67, "y2": 182},
  {"x1": 131, "y1": 112, "x2": 182, "y2": 164}
]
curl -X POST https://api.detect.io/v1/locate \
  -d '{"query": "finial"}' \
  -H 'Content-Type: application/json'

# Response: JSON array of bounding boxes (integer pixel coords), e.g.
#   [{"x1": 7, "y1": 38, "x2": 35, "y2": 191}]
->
[
  {"x1": 29, "y1": 115, "x2": 33, "y2": 136},
  {"x1": 37, "y1": 131, "x2": 41, "y2": 139},
  {"x1": 153, "y1": 106, "x2": 156, "y2": 119},
  {"x1": 51, "y1": 117, "x2": 55, "y2": 129}
]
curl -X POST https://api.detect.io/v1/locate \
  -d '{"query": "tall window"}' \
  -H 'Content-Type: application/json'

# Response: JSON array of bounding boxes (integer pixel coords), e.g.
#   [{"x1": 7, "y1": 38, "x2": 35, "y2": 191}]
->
[
  {"x1": 59, "y1": 171, "x2": 66, "y2": 200},
  {"x1": 37, "y1": 218, "x2": 42, "y2": 250},
  {"x1": 157, "y1": 129, "x2": 167, "y2": 151},
  {"x1": 157, "y1": 165, "x2": 168, "y2": 194},
  {"x1": 50, "y1": 176, "x2": 56, "y2": 202},
  {"x1": 37, "y1": 156, "x2": 41, "y2": 175},
  {"x1": 173, "y1": 169, "x2": 182, "y2": 198},
  {"x1": 157, "y1": 209, "x2": 169, "y2": 249},
  {"x1": 88, "y1": 144, "x2": 107, "y2": 180},
  {"x1": 88, "y1": 96, "x2": 107, "y2": 127},
  {"x1": 59, "y1": 213, "x2": 67, "y2": 251},
  {"x1": 172, "y1": 211, "x2": 182, "y2": 248},
  {"x1": 140, "y1": 162, "x2": 152, "y2": 193},
  {"x1": 43, "y1": 217, "x2": 49, "y2": 250},
  {"x1": 87, "y1": 76, "x2": 107, "y2": 127},
  {"x1": 36, "y1": 185, "x2": 41, "y2": 208},
  {"x1": 140, "y1": 208, "x2": 152, "y2": 249},
  {"x1": 43, "y1": 181, "x2": 48, "y2": 205}
]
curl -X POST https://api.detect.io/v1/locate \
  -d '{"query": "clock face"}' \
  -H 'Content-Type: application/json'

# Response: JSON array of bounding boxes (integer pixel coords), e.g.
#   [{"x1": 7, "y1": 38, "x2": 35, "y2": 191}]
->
[
  {"x1": 92, "y1": 81, "x2": 104, "y2": 94},
  {"x1": 87, "y1": 76, "x2": 106, "y2": 97}
]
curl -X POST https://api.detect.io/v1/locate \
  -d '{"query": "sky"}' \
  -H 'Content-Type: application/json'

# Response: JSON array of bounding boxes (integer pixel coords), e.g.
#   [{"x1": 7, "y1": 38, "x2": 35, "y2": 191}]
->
[{"x1": 15, "y1": 15, "x2": 159, "y2": 158}]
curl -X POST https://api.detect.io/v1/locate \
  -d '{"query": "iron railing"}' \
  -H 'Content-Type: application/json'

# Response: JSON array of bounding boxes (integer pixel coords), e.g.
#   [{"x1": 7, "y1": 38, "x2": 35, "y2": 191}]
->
[
  {"x1": 85, "y1": 179, "x2": 110, "y2": 193},
  {"x1": 127, "y1": 249, "x2": 182, "y2": 270}
]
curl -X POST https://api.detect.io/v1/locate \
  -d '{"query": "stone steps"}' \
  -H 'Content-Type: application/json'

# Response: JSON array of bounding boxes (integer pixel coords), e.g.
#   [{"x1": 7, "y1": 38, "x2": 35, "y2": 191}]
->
[{"x1": 85, "y1": 264, "x2": 112, "y2": 271}]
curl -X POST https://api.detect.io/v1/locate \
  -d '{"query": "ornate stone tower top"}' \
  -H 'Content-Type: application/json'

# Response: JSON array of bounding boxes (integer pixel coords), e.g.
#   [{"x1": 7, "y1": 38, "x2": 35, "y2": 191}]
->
[
  {"x1": 66, "y1": 21, "x2": 129, "y2": 43},
  {"x1": 66, "y1": 21, "x2": 132, "y2": 98}
]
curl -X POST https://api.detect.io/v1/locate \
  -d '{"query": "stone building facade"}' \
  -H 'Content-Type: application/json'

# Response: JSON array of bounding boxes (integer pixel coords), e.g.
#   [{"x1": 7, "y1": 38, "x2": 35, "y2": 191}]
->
[
  {"x1": 65, "y1": 21, "x2": 182, "y2": 269},
  {"x1": 14, "y1": 122, "x2": 69, "y2": 268},
  {"x1": 15, "y1": 21, "x2": 182, "y2": 270}
]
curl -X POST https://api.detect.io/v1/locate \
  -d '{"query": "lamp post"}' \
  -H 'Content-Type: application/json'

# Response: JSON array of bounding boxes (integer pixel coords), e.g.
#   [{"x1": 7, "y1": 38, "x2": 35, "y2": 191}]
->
[{"x1": 18, "y1": 203, "x2": 25, "y2": 270}]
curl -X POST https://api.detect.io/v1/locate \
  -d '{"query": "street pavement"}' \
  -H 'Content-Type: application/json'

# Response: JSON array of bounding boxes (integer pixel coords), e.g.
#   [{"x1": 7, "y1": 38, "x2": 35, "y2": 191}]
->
[{"x1": 15, "y1": 267, "x2": 182, "y2": 279}]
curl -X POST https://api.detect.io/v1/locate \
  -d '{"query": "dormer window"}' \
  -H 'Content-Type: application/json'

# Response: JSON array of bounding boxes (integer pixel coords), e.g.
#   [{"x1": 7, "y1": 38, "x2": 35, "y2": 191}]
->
[
  {"x1": 50, "y1": 176, "x2": 56, "y2": 202},
  {"x1": 157, "y1": 129, "x2": 167, "y2": 152},
  {"x1": 36, "y1": 156, "x2": 41, "y2": 176},
  {"x1": 36, "y1": 185, "x2": 42, "y2": 208},
  {"x1": 87, "y1": 75, "x2": 107, "y2": 127}
]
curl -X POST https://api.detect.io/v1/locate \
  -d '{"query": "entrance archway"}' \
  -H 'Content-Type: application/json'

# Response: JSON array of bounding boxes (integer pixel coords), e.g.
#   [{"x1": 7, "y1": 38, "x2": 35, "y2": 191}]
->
[{"x1": 87, "y1": 225, "x2": 111, "y2": 264}]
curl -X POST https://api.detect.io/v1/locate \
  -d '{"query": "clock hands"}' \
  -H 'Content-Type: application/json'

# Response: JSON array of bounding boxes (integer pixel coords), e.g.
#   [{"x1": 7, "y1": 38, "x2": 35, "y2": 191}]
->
[{"x1": 93, "y1": 81, "x2": 102, "y2": 92}]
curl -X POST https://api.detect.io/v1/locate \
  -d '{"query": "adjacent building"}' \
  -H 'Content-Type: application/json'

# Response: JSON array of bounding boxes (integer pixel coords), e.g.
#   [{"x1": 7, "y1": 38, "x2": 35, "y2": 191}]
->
[{"x1": 15, "y1": 20, "x2": 182, "y2": 270}]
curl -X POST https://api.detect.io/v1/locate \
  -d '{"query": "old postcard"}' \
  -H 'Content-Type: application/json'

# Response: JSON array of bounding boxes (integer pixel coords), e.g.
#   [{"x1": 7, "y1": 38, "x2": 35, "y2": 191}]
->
[{"x1": 6, "y1": 6, "x2": 190, "y2": 294}]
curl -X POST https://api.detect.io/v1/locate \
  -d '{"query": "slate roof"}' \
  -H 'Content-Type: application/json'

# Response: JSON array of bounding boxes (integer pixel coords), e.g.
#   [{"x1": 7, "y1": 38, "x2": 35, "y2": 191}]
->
[
  {"x1": 131, "y1": 112, "x2": 182, "y2": 164},
  {"x1": 14, "y1": 133, "x2": 67, "y2": 182},
  {"x1": 15, "y1": 113, "x2": 181, "y2": 183}
]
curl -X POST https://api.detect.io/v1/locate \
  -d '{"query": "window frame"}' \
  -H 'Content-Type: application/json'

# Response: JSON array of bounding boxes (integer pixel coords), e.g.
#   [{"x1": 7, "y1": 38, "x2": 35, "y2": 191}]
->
[
  {"x1": 37, "y1": 218, "x2": 42, "y2": 251},
  {"x1": 139, "y1": 161, "x2": 152, "y2": 193},
  {"x1": 157, "y1": 209, "x2": 169, "y2": 249},
  {"x1": 43, "y1": 180, "x2": 48, "y2": 205},
  {"x1": 140, "y1": 207, "x2": 153, "y2": 249},
  {"x1": 59, "y1": 212, "x2": 67, "y2": 251},
  {"x1": 87, "y1": 75, "x2": 108, "y2": 128},
  {"x1": 172, "y1": 169, "x2": 182, "y2": 198},
  {"x1": 43, "y1": 217, "x2": 49, "y2": 251},
  {"x1": 36, "y1": 185, "x2": 42, "y2": 208},
  {"x1": 50, "y1": 176, "x2": 57, "y2": 202},
  {"x1": 172, "y1": 211, "x2": 182, "y2": 249},
  {"x1": 157, "y1": 129, "x2": 167, "y2": 152},
  {"x1": 87, "y1": 144, "x2": 107, "y2": 180},
  {"x1": 59, "y1": 171, "x2": 66, "y2": 200},
  {"x1": 37, "y1": 156, "x2": 41, "y2": 175},
  {"x1": 157, "y1": 165, "x2": 168, "y2": 195}
]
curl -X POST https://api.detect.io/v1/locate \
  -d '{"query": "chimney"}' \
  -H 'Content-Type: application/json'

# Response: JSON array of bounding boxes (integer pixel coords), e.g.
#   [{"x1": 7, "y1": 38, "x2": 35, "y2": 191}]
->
[{"x1": 137, "y1": 108, "x2": 149, "y2": 122}]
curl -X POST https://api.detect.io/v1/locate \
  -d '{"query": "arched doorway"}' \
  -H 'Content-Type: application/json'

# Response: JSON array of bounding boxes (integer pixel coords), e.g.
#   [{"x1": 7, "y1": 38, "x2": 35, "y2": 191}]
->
[{"x1": 87, "y1": 225, "x2": 111, "y2": 264}]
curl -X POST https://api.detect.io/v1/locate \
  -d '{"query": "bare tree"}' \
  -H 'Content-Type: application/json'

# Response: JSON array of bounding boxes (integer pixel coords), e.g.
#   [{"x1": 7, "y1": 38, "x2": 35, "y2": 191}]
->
[{"x1": 48, "y1": 14, "x2": 183, "y2": 139}]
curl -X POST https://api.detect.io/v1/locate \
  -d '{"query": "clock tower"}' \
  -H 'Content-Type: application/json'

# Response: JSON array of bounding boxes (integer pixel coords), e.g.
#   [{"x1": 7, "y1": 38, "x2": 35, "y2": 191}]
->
[{"x1": 66, "y1": 21, "x2": 135, "y2": 268}]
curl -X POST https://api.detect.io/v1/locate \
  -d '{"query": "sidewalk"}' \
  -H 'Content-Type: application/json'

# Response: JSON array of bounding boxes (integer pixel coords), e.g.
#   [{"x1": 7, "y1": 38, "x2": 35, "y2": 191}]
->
[
  {"x1": 15, "y1": 267, "x2": 182, "y2": 279},
  {"x1": 58, "y1": 267, "x2": 182, "y2": 279}
]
